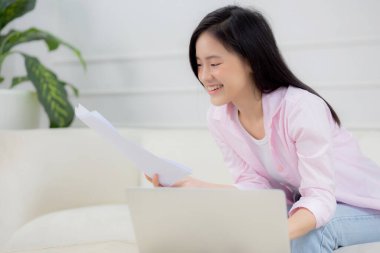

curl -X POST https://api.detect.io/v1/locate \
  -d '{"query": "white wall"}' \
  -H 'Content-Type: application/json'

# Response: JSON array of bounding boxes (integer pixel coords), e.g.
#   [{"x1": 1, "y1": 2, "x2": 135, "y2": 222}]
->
[{"x1": 4, "y1": 0, "x2": 380, "y2": 129}]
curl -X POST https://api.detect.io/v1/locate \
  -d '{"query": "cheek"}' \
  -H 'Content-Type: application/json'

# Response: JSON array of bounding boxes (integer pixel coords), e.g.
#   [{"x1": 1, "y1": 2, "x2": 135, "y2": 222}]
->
[
  {"x1": 234, "y1": 66, "x2": 253, "y2": 84},
  {"x1": 211, "y1": 68, "x2": 221, "y2": 77},
  {"x1": 213, "y1": 66, "x2": 229, "y2": 81},
  {"x1": 213, "y1": 64, "x2": 251, "y2": 87},
  {"x1": 220, "y1": 67, "x2": 241, "y2": 84}
]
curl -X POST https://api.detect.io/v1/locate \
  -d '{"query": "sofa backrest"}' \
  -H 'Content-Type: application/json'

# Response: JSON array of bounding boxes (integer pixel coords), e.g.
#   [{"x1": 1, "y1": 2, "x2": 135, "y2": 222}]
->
[
  {"x1": 135, "y1": 128, "x2": 233, "y2": 187},
  {"x1": 350, "y1": 129, "x2": 380, "y2": 165}
]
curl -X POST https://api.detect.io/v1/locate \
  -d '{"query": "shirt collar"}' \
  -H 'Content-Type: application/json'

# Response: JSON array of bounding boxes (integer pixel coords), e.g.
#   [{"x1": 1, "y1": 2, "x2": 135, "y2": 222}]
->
[{"x1": 262, "y1": 86, "x2": 288, "y2": 128}]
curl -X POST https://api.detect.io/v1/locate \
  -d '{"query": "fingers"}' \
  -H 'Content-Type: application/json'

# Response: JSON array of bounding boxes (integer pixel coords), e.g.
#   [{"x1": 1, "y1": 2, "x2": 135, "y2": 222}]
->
[
  {"x1": 145, "y1": 173, "x2": 162, "y2": 187},
  {"x1": 152, "y1": 174, "x2": 162, "y2": 187},
  {"x1": 144, "y1": 174, "x2": 153, "y2": 183}
]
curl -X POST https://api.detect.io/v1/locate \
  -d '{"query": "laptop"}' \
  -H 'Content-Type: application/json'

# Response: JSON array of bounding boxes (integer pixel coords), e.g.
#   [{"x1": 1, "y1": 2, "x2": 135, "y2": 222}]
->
[{"x1": 126, "y1": 188, "x2": 290, "y2": 253}]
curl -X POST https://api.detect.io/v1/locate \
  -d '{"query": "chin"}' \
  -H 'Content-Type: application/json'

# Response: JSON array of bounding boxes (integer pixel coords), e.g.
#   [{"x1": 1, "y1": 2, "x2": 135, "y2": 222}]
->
[{"x1": 210, "y1": 98, "x2": 228, "y2": 106}]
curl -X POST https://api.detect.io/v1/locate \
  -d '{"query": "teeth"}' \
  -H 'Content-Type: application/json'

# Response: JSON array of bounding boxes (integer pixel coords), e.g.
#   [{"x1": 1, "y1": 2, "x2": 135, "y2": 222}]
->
[{"x1": 207, "y1": 85, "x2": 223, "y2": 91}]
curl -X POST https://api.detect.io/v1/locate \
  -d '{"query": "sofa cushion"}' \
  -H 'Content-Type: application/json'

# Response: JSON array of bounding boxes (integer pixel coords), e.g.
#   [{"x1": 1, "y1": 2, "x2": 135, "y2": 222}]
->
[
  {"x1": 4, "y1": 241, "x2": 138, "y2": 253},
  {"x1": 5, "y1": 204, "x2": 135, "y2": 252},
  {"x1": 335, "y1": 242, "x2": 380, "y2": 253},
  {"x1": 4, "y1": 193, "x2": 380, "y2": 253}
]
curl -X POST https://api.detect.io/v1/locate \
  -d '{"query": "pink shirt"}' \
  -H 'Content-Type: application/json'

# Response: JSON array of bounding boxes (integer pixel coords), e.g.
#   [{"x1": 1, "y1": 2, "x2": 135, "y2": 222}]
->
[{"x1": 207, "y1": 86, "x2": 380, "y2": 228}]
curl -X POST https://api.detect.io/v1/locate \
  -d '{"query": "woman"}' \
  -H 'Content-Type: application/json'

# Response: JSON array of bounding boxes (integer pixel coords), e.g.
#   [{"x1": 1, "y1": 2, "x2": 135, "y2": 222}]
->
[{"x1": 147, "y1": 5, "x2": 380, "y2": 252}]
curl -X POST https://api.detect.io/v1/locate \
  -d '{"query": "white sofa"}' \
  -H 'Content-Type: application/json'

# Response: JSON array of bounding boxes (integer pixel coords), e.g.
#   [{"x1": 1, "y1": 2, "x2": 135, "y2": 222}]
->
[{"x1": 0, "y1": 128, "x2": 379, "y2": 253}]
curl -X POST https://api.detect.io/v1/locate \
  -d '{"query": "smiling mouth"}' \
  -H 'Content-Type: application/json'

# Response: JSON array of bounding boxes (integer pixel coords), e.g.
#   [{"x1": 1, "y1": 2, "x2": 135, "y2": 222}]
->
[{"x1": 207, "y1": 84, "x2": 224, "y2": 92}]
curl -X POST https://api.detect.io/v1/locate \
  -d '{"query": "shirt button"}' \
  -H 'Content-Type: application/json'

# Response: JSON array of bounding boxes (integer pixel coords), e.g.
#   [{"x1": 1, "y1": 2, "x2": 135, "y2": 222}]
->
[{"x1": 277, "y1": 165, "x2": 284, "y2": 172}]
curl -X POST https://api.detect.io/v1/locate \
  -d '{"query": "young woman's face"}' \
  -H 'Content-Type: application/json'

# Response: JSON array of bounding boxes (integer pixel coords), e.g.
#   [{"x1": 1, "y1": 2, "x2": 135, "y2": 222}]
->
[{"x1": 195, "y1": 32, "x2": 254, "y2": 106}]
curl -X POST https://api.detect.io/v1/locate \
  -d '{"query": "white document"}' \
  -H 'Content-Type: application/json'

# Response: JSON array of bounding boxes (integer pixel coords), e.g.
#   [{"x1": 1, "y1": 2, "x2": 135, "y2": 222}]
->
[{"x1": 75, "y1": 104, "x2": 192, "y2": 186}]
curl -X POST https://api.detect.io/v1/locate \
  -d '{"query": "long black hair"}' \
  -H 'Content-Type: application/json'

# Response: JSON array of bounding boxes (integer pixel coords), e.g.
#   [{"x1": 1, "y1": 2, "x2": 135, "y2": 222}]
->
[{"x1": 189, "y1": 5, "x2": 341, "y2": 126}]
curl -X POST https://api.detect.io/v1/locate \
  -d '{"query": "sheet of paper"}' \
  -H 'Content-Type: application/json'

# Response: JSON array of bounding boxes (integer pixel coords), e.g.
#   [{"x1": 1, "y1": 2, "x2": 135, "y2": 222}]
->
[{"x1": 75, "y1": 104, "x2": 192, "y2": 186}]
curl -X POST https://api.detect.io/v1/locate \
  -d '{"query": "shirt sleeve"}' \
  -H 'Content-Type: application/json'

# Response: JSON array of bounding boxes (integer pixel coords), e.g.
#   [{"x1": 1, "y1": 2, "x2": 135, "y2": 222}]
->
[
  {"x1": 287, "y1": 95, "x2": 337, "y2": 228},
  {"x1": 207, "y1": 109, "x2": 271, "y2": 190}
]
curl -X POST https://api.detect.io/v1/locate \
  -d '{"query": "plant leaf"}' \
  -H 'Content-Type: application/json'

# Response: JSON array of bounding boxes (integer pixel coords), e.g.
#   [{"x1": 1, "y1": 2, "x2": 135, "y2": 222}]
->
[
  {"x1": 0, "y1": 0, "x2": 36, "y2": 30},
  {"x1": 23, "y1": 54, "x2": 74, "y2": 128},
  {"x1": 11, "y1": 75, "x2": 29, "y2": 87},
  {"x1": 1, "y1": 28, "x2": 58, "y2": 52},
  {"x1": 1, "y1": 28, "x2": 86, "y2": 70},
  {"x1": 0, "y1": 35, "x2": 6, "y2": 47},
  {"x1": 0, "y1": 75, "x2": 4, "y2": 83}
]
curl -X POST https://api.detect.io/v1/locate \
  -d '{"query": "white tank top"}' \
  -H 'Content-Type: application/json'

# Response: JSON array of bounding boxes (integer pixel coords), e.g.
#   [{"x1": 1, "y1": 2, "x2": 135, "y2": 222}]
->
[
  {"x1": 250, "y1": 135, "x2": 285, "y2": 183},
  {"x1": 235, "y1": 109, "x2": 285, "y2": 184}
]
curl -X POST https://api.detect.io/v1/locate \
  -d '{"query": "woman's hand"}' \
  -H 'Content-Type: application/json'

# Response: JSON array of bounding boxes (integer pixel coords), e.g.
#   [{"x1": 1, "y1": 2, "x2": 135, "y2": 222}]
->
[
  {"x1": 144, "y1": 173, "x2": 236, "y2": 189},
  {"x1": 144, "y1": 174, "x2": 204, "y2": 188},
  {"x1": 171, "y1": 176, "x2": 205, "y2": 188},
  {"x1": 144, "y1": 174, "x2": 163, "y2": 187},
  {"x1": 288, "y1": 207, "x2": 317, "y2": 240}
]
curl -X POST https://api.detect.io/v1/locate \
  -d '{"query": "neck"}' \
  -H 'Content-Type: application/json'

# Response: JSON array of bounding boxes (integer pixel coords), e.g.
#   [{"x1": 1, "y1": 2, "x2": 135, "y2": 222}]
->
[{"x1": 234, "y1": 88, "x2": 263, "y2": 122}]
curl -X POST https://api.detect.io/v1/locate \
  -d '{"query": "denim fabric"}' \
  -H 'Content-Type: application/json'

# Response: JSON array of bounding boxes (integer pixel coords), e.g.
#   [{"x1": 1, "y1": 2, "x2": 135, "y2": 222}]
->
[{"x1": 291, "y1": 203, "x2": 380, "y2": 253}]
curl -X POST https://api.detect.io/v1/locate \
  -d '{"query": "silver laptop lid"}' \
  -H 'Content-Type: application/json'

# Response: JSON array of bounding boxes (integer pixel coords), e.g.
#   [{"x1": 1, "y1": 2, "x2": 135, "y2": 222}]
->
[{"x1": 126, "y1": 188, "x2": 290, "y2": 253}]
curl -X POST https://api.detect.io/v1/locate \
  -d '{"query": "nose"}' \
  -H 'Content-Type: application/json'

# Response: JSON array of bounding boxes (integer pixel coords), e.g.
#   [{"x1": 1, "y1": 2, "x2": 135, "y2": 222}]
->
[{"x1": 198, "y1": 66, "x2": 213, "y2": 83}]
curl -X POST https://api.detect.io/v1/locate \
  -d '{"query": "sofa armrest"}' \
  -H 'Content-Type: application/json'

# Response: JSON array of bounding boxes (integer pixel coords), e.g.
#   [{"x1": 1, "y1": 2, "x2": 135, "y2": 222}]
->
[{"x1": 0, "y1": 128, "x2": 140, "y2": 247}]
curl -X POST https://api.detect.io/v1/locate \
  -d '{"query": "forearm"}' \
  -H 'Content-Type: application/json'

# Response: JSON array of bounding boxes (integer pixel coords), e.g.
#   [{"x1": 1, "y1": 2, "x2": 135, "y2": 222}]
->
[
  {"x1": 173, "y1": 177, "x2": 236, "y2": 189},
  {"x1": 197, "y1": 180, "x2": 236, "y2": 189},
  {"x1": 288, "y1": 207, "x2": 317, "y2": 240},
  {"x1": 147, "y1": 174, "x2": 236, "y2": 189}
]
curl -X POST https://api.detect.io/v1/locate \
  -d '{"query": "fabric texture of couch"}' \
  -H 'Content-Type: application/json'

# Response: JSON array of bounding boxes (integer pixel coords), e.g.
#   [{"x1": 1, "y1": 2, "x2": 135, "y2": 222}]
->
[{"x1": 0, "y1": 128, "x2": 379, "y2": 253}]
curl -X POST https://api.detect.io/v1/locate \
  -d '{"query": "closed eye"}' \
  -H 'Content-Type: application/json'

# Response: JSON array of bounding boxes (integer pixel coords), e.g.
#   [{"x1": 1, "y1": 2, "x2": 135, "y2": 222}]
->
[{"x1": 211, "y1": 63, "x2": 221, "y2": 67}]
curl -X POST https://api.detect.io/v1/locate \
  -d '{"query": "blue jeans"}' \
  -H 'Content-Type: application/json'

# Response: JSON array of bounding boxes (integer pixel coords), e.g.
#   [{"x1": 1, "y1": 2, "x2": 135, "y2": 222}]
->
[{"x1": 291, "y1": 203, "x2": 380, "y2": 253}]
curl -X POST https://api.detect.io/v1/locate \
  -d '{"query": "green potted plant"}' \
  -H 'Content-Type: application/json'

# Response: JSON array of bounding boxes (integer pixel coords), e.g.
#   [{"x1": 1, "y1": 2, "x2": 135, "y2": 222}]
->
[{"x1": 0, "y1": 0, "x2": 86, "y2": 128}]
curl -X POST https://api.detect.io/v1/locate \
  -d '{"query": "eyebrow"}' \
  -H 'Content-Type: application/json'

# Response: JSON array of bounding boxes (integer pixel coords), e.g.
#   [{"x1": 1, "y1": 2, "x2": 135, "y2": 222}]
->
[{"x1": 196, "y1": 55, "x2": 222, "y2": 60}]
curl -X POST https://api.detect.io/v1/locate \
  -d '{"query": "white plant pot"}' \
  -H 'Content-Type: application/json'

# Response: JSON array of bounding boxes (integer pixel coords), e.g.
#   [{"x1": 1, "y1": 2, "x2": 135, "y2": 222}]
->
[{"x1": 0, "y1": 89, "x2": 40, "y2": 129}]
